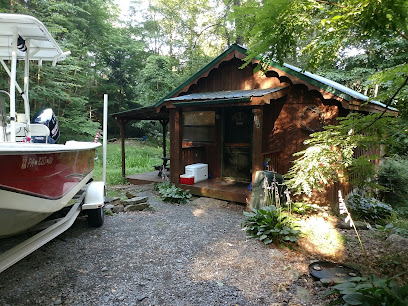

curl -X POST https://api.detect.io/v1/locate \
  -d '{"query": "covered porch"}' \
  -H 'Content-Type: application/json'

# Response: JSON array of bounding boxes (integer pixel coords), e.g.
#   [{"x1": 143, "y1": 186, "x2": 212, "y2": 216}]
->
[
  {"x1": 112, "y1": 106, "x2": 251, "y2": 204},
  {"x1": 127, "y1": 171, "x2": 250, "y2": 203}
]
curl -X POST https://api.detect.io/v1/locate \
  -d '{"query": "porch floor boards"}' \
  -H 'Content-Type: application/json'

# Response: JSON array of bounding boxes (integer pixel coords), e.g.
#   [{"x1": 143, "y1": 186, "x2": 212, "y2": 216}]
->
[
  {"x1": 126, "y1": 172, "x2": 250, "y2": 204},
  {"x1": 127, "y1": 171, "x2": 168, "y2": 185}
]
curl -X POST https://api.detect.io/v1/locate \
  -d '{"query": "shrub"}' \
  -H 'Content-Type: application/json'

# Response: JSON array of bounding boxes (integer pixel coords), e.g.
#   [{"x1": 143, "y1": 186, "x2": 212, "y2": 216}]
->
[
  {"x1": 376, "y1": 223, "x2": 408, "y2": 239},
  {"x1": 325, "y1": 275, "x2": 408, "y2": 306},
  {"x1": 242, "y1": 206, "x2": 301, "y2": 245},
  {"x1": 154, "y1": 182, "x2": 191, "y2": 204},
  {"x1": 283, "y1": 201, "x2": 318, "y2": 215},
  {"x1": 346, "y1": 194, "x2": 393, "y2": 224},
  {"x1": 377, "y1": 155, "x2": 408, "y2": 209}
]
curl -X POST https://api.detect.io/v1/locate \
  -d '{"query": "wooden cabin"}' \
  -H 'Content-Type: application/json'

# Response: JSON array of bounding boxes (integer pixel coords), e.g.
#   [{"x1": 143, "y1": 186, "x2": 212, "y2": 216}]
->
[{"x1": 113, "y1": 44, "x2": 397, "y2": 205}]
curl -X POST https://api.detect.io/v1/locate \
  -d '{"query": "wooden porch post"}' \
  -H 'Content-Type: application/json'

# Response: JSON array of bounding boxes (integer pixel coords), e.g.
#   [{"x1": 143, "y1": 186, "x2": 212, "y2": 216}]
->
[
  {"x1": 169, "y1": 109, "x2": 182, "y2": 184},
  {"x1": 159, "y1": 119, "x2": 169, "y2": 157},
  {"x1": 118, "y1": 118, "x2": 127, "y2": 177},
  {"x1": 252, "y1": 107, "x2": 263, "y2": 183}
]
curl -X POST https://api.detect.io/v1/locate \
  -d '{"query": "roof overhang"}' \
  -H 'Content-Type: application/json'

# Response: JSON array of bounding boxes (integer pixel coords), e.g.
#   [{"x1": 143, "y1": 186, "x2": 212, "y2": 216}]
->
[
  {"x1": 112, "y1": 105, "x2": 169, "y2": 121},
  {"x1": 152, "y1": 43, "x2": 396, "y2": 115},
  {"x1": 165, "y1": 87, "x2": 288, "y2": 108},
  {"x1": 268, "y1": 63, "x2": 398, "y2": 114}
]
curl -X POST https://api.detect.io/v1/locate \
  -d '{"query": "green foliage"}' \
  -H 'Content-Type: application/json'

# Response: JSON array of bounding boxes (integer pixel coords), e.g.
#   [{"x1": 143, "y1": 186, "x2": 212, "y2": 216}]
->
[
  {"x1": 154, "y1": 181, "x2": 192, "y2": 204},
  {"x1": 2, "y1": 0, "x2": 231, "y2": 140},
  {"x1": 384, "y1": 118, "x2": 408, "y2": 155},
  {"x1": 377, "y1": 155, "x2": 408, "y2": 209},
  {"x1": 285, "y1": 113, "x2": 394, "y2": 196},
  {"x1": 325, "y1": 275, "x2": 408, "y2": 306},
  {"x1": 242, "y1": 206, "x2": 301, "y2": 245},
  {"x1": 93, "y1": 142, "x2": 163, "y2": 185},
  {"x1": 135, "y1": 55, "x2": 180, "y2": 106},
  {"x1": 346, "y1": 194, "x2": 394, "y2": 224},
  {"x1": 234, "y1": 0, "x2": 408, "y2": 117},
  {"x1": 284, "y1": 201, "x2": 318, "y2": 215},
  {"x1": 376, "y1": 223, "x2": 408, "y2": 239}
]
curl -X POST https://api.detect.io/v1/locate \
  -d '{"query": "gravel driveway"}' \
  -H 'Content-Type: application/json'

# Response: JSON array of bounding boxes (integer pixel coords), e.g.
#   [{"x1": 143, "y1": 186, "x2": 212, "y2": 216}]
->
[{"x1": 0, "y1": 184, "x2": 325, "y2": 305}]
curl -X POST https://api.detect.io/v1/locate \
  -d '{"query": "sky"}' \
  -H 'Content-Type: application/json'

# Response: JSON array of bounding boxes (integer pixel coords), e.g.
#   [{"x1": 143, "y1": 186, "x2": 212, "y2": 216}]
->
[{"x1": 114, "y1": 0, "x2": 131, "y2": 19}]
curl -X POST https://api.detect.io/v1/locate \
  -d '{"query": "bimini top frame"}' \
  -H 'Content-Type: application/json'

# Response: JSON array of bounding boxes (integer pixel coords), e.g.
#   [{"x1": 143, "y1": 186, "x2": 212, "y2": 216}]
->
[{"x1": 0, "y1": 13, "x2": 70, "y2": 142}]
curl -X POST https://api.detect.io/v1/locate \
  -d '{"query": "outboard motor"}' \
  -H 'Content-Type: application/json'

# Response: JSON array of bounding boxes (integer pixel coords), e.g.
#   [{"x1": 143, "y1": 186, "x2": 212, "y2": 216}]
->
[{"x1": 31, "y1": 108, "x2": 60, "y2": 143}]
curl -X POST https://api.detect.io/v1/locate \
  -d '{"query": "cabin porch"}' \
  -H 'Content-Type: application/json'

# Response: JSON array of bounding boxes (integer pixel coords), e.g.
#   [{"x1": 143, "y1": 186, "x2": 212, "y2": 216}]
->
[{"x1": 127, "y1": 172, "x2": 250, "y2": 204}]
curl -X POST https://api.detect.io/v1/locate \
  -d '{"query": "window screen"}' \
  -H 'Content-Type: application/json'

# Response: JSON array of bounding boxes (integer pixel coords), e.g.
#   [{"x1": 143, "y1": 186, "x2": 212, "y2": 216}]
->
[{"x1": 182, "y1": 111, "x2": 216, "y2": 143}]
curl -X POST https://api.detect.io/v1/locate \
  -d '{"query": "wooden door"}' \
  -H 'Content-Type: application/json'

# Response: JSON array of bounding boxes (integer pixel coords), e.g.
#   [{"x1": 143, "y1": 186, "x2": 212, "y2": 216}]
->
[{"x1": 222, "y1": 107, "x2": 253, "y2": 182}]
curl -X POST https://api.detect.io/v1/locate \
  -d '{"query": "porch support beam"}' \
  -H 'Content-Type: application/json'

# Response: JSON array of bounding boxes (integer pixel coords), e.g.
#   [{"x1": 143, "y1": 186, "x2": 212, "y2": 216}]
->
[
  {"x1": 117, "y1": 118, "x2": 128, "y2": 177},
  {"x1": 252, "y1": 107, "x2": 263, "y2": 184},
  {"x1": 159, "y1": 119, "x2": 169, "y2": 158},
  {"x1": 169, "y1": 109, "x2": 182, "y2": 184}
]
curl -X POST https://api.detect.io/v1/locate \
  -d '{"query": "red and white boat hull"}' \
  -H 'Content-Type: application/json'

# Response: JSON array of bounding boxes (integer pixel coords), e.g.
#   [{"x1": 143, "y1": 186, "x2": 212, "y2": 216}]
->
[{"x1": 0, "y1": 142, "x2": 100, "y2": 237}]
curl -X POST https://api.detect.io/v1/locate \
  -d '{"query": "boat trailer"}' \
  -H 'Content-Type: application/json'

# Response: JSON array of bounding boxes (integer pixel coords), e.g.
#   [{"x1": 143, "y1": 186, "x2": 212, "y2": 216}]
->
[{"x1": 0, "y1": 180, "x2": 105, "y2": 273}]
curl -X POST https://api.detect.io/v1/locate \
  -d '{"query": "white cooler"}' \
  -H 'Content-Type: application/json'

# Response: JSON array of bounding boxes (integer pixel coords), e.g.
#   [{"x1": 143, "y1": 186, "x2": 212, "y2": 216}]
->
[{"x1": 185, "y1": 163, "x2": 208, "y2": 183}]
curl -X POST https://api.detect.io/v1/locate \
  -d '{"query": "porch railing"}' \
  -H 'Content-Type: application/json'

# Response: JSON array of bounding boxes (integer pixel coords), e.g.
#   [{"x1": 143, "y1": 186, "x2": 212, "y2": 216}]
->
[
  {"x1": 261, "y1": 149, "x2": 285, "y2": 174},
  {"x1": 181, "y1": 145, "x2": 207, "y2": 169}
]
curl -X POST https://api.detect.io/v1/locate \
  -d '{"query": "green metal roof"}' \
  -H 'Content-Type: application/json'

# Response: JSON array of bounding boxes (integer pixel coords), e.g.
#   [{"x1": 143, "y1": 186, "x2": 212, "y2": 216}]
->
[
  {"x1": 173, "y1": 97, "x2": 250, "y2": 107},
  {"x1": 111, "y1": 105, "x2": 168, "y2": 120},
  {"x1": 115, "y1": 43, "x2": 395, "y2": 118},
  {"x1": 270, "y1": 62, "x2": 397, "y2": 111},
  {"x1": 166, "y1": 87, "x2": 286, "y2": 103},
  {"x1": 155, "y1": 43, "x2": 395, "y2": 112}
]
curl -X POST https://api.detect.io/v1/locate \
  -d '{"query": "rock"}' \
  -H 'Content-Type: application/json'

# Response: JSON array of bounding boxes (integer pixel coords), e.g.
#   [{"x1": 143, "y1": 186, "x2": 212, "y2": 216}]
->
[
  {"x1": 124, "y1": 203, "x2": 150, "y2": 212},
  {"x1": 314, "y1": 281, "x2": 323, "y2": 287},
  {"x1": 126, "y1": 191, "x2": 137, "y2": 199},
  {"x1": 137, "y1": 295, "x2": 148, "y2": 301},
  {"x1": 386, "y1": 234, "x2": 408, "y2": 252},
  {"x1": 53, "y1": 297, "x2": 62, "y2": 305},
  {"x1": 336, "y1": 219, "x2": 369, "y2": 230},
  {"x1": 113, "y1": 205, "x2": 125, "y2": 213},
  {"x1": 122, "y1": 196, "x2": 148, "y2": 206},
  {"x1": 295, "y1": 286, "x2": 311, "y2": 303},
  {"x1": 291, "y1": 269, "x2": 301, "y2": 281},
  {"x1": 105, "y1": 197, "x2": 120, "y2": 204},
  {"x1": 104, "y1": 204, "x2": 115, "y2": 212}
]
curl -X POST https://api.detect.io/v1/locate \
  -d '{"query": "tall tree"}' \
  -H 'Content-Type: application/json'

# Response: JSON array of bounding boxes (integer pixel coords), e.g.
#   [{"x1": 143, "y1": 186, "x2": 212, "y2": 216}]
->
[
  {"x1": 233, "y1": 0, "x2": 408, "y2": 196},
  {"x1": 129, "y1": 0, "x2": 230, "y2": 75},
  {"x1": 0, "y1": 0, "x2": 151, "y2": 139},
  {"x1": 234, "y1": 0, "x2": 408, "y2": 108}
]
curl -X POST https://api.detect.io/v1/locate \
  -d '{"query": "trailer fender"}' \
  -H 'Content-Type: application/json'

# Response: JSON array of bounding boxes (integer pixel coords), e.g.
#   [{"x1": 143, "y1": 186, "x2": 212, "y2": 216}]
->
[{"x1": 82, "y1": 181, "x2": 105, "y2": 210}]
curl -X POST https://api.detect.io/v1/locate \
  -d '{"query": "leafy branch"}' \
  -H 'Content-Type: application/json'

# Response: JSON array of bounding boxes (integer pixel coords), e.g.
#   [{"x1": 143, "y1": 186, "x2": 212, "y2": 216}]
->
[{"x1": 356, "y1": 75, "x2": 408, "y2": 134}]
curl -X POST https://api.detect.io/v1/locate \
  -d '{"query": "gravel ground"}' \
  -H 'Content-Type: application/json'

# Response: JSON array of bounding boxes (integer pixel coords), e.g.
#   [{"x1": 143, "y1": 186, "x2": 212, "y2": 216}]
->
[{"x1": 0, "y1": 184, "x2": 326, "y2": 306}]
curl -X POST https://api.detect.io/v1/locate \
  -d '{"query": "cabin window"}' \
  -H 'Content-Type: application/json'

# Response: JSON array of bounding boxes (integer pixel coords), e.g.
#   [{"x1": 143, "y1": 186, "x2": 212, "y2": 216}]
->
[{"x1": 182, "y1": 111, "x2": 216, "y2": 143}]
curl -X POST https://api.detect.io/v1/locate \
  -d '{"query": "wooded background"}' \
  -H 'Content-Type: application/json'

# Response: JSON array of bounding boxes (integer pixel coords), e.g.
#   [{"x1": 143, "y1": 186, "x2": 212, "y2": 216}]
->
[{"x1": 0, "y1": 0, "x2": 406, "y2": 142}]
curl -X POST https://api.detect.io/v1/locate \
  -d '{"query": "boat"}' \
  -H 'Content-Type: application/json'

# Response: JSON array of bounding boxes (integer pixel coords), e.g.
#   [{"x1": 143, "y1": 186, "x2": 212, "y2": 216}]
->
[{"x1": 0, "y1": 13, "x2": 103, "y2": 237}]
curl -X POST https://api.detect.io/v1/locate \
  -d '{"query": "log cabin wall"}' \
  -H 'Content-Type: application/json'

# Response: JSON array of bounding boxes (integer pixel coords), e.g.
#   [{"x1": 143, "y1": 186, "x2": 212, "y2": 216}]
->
[
  {"x1": 118, "y1": 44, "x2": 395, "y2": 205},
  {"x1": 167, "y1": 49, "x2": 366, "y2": 205},
  {"x1": 171, "y1": 57, "x2": 344, "y2": 185},
  {"x1": 262, "y1": 84, "x2": 340, "y2": 175},
  {"x1": 183, "y1": 57, "x2": 283, "y2": 94}
]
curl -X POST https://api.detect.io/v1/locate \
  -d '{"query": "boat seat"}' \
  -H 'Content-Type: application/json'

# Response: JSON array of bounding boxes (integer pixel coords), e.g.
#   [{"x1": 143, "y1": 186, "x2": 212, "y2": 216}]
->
[
  {"x1": 4, "y1": 123, "x2": 50, "y2": 142},
  {"x1": 29, "y1": 123, "x2": 50, "y2": 137}
]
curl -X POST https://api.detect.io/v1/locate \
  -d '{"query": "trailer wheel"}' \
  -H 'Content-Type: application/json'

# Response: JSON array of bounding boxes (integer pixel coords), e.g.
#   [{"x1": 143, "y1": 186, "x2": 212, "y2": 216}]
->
[{"x1": 88, "y1": 207, "x2": 104, "y2": 227}]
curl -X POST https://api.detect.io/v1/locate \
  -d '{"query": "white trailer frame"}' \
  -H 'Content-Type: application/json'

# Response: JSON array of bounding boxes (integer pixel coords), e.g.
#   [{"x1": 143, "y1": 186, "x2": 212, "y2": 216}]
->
[{"x1": 0, "y1": 181, "x2": 104, "y2": 273}]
